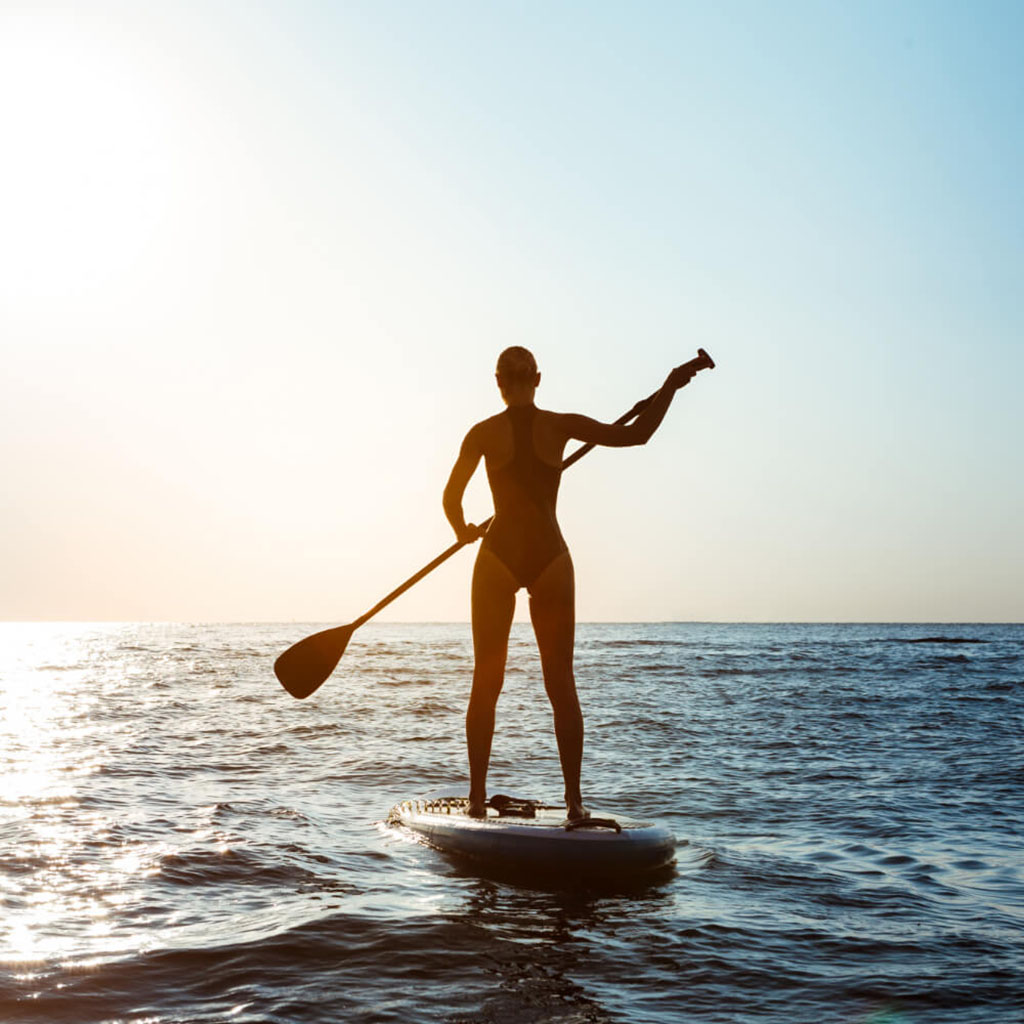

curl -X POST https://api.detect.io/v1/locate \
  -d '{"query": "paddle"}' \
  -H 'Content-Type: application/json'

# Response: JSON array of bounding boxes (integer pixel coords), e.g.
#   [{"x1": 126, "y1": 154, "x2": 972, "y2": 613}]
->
[{"x1": 274, "y1": 348, "x2": 715, "y2": 698}]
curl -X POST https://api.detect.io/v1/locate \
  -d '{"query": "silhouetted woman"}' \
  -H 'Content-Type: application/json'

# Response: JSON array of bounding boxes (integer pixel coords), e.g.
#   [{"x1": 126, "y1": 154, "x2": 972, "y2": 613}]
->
[{"x1": 444, "y1": 347, "x2": 697, "y2": 819}]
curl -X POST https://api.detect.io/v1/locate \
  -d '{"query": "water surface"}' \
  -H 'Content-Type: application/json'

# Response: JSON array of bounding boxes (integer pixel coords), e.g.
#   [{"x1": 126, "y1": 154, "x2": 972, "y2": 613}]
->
[{"x1": 1, "y1": 622, "x2": 1021, "y2": 1022}]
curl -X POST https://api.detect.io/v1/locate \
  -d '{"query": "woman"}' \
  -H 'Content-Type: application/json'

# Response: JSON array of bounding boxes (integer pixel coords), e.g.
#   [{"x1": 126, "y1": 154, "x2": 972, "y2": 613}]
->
[{"x1": 443, "y1": 347, "x2": 698, "y2": 820}]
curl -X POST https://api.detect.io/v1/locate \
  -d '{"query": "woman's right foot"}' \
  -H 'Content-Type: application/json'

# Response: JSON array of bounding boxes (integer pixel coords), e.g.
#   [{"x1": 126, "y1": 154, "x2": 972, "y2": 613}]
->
[
  {"x1": 466, "y1": 797, "x2": 487, "y2": 818},
  {"x1": 566, "y1": 799, "x2": 589, "y2": 822}
]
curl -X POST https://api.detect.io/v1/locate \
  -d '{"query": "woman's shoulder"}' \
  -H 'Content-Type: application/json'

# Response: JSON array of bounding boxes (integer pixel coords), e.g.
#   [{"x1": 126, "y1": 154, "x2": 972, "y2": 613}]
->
[
  {"x1": 465, "y1": 410, "x2": 510, "y2": 452},
  {"x1": 472, "y1": 410, "x2": 510, "y2": 434},
  {"x1": 535, "y1": 407, "x2": 574, "y2": 436}
]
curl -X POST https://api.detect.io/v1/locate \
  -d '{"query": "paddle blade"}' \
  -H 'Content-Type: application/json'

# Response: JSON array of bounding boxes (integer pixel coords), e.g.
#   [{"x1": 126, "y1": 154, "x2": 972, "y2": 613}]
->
[{"x1": 274, "y1": 624, "x2": 354, "y2": 699}]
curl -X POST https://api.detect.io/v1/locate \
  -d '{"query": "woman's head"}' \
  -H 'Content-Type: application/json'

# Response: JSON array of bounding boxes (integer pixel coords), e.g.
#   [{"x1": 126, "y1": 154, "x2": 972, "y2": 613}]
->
[{"x1": 495, "y1": 346, "x2": 540, "y2": 403}]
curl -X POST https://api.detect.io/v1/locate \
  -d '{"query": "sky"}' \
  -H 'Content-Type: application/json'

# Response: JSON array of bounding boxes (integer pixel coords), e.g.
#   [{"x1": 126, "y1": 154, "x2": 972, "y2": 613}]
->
[{"x1": 1, "y1": 0, "x2": 1021, "y2": 623}]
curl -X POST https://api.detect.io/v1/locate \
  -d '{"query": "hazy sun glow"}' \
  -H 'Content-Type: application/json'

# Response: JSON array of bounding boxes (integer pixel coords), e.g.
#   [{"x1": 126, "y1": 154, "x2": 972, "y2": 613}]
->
[{"x1": 0, "y1": 14, "x2": 182, "y2": 302}]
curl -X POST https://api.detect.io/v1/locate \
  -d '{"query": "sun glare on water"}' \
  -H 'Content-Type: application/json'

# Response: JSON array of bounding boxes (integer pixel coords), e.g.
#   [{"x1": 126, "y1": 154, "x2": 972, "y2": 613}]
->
[{"x1": 0, "y1": 625, "x2": 153, "y2": 965}]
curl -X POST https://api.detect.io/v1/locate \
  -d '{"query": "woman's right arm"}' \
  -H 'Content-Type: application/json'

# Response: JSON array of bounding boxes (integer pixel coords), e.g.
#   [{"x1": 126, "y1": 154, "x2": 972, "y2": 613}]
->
[{"x1": 558, "y1": 362, "x2": 697, "y2": 448}]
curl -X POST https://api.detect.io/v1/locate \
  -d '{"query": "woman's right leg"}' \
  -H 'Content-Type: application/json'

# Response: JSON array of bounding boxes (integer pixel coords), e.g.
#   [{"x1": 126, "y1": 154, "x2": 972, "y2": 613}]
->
[
  {"x1": 527, "y1": 550, "x2": 586, "y2": 820},
  {"x1": 467, "y1": 547, "x2": 517, "y2": 816}
]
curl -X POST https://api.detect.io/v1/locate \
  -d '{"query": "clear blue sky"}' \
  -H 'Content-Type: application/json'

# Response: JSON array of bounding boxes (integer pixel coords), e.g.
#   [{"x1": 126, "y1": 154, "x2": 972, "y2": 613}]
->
[{"x1": 1, "y1": 1, "x2": 1021, "y2": 621}]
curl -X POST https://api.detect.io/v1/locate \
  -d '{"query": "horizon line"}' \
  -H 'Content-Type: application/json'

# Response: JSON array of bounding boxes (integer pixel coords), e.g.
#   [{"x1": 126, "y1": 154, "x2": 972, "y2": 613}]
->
[{"x1": 2, "y1": 619, "x2": 1021, "y2": 627}]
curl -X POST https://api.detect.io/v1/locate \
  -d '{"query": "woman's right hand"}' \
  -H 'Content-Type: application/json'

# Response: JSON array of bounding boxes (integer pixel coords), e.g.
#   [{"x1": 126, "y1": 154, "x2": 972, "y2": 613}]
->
[{"x1": 667, "y1": 363, "x2": 697, "y2": 390}]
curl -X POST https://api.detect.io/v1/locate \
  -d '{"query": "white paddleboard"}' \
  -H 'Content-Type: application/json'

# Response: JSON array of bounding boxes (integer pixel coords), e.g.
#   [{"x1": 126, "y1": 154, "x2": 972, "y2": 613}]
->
[{"x1": 389, "y1": 789, "x2": 676, "y2": 877}]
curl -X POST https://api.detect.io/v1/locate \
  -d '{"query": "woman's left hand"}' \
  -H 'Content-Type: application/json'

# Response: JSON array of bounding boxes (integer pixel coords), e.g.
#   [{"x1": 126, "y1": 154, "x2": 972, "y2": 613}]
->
[{"x1": 457, "y1": 522, "x2": 486, "y2": 544}]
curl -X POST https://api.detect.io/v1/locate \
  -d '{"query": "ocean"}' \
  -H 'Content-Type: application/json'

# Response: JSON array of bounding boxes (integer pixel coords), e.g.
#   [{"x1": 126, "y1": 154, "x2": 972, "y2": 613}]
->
[{"x1": 1, "y1": 622, "x2": 1021, "y2": 1023}]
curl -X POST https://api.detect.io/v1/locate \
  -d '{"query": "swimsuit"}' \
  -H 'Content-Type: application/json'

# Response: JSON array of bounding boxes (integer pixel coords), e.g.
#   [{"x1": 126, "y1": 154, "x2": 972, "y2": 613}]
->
[{"x1": 481, "y1": 404, "x2": 568, "y2": 590}]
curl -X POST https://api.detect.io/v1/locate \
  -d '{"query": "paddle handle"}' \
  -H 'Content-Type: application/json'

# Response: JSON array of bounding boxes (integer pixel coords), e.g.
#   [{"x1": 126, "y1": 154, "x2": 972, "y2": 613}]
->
[{"x1": 351, "y1": 348, "x2": 714, "y2": 626}]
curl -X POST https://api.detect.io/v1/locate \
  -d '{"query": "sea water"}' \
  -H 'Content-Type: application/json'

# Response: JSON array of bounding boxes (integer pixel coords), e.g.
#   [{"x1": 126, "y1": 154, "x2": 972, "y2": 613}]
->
[{"x1": 1, "y1": 622, "x2": 1021, "y2": 1023}]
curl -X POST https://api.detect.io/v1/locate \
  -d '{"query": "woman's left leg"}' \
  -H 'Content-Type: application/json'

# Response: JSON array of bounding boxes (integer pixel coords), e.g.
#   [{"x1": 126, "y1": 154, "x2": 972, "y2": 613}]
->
[{"x1": 467, "y1": 547, "x2": 517, "y2": 816}]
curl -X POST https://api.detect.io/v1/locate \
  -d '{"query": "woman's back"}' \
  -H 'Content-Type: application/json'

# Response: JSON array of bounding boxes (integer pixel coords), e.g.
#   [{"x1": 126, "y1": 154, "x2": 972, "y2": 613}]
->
[
  {"x1": 475, "y1": 405, "x2": 566, "y2": 470},
  {"x1": 479, "y1": 404, "x2": 567, "y2": 591}
]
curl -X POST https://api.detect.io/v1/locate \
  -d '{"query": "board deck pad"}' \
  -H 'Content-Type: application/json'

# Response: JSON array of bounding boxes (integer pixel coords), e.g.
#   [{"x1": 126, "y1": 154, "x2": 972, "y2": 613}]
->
[{"x1": 389, "y1": 790, "x2": 676, "y2": 877}]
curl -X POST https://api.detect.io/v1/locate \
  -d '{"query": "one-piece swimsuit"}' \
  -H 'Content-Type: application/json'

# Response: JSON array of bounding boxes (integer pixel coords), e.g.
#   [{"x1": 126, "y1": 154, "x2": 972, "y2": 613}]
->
[{"x1": 481, "y1": 404, "x2": 567, "y2": 591}]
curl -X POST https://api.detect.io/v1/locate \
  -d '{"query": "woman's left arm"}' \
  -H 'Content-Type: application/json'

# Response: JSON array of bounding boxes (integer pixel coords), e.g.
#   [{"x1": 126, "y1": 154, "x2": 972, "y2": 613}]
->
[{"x1": 443, "y1": 427, "x2": 485, "y2": 544}]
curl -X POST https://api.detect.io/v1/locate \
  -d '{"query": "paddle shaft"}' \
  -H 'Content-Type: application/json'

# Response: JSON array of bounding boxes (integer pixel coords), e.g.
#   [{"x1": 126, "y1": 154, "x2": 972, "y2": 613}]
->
[{"x1": 351, "y1": 348, "x2": 714, "y2": 628}]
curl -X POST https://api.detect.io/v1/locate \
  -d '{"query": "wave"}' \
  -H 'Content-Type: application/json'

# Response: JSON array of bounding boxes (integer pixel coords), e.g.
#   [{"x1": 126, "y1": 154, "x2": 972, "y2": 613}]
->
[
  {"x1": 887, "y1": 636, "x2": 987, "y2": 644},
  {"x1": 156, "y1": 844, "x2": 350, "y2": 889}
]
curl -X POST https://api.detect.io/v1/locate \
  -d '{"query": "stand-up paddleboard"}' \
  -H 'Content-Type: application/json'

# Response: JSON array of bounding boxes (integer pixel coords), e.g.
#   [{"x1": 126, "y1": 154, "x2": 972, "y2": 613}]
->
[{"x1": 388, "y1": 790, "x2": 676, "y2": 877}]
